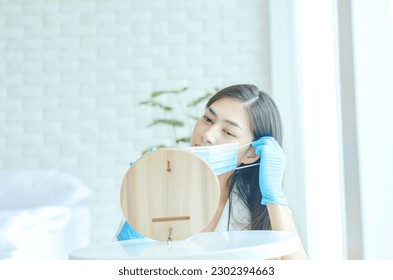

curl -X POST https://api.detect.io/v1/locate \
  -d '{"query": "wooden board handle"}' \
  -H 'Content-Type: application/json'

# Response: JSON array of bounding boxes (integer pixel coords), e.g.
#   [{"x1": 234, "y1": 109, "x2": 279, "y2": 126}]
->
[{"x1": 152, "y1": 216, "x2": 191, "y2": 222}]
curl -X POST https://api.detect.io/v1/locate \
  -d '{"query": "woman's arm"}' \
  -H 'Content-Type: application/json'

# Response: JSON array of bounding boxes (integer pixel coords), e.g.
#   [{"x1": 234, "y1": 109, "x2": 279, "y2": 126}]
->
[
  {"x1": 252, "y1": 137, "x2": 309, "y2": 259},
  {"x1": 267, "y1": 203, "x2": 309, "y2": 260}
]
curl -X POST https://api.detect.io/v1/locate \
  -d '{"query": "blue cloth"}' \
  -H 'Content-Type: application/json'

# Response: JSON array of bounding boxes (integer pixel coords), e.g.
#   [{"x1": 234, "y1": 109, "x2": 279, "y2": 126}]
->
[{"x1": 116, "y1": 220, "x2": 144, "y2": 241}]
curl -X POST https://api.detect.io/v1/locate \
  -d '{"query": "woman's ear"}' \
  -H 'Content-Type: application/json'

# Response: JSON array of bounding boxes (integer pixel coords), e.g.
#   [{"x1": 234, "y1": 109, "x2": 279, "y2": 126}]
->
[{"x1": 239, "y1": 146, "x2": 260, "y2": 165}]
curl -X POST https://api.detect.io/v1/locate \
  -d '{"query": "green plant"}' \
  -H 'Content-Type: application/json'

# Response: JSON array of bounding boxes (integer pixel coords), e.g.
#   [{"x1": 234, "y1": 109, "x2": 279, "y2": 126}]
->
[{"x1": 139, "y1": 86, "x2": 219, "y2": 153}]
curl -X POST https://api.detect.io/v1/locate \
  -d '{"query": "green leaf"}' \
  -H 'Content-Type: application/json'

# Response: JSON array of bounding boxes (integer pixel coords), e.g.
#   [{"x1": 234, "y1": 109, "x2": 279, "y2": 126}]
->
[
  {"x1": 187, "y1": 92, "x2": 213, "y2": 107},
  {"x1": 176, "y1": 137, "x2": 191, "y2": 144},
  {"x1": 147, "y1": 119, "x2": 184, "y2": 128},
  {"x1": 138, "y1": 100, "x2": 172, "y2": 111},
  {"x1": 151, "y1": 87, "x2": 188, "y2": 98}
]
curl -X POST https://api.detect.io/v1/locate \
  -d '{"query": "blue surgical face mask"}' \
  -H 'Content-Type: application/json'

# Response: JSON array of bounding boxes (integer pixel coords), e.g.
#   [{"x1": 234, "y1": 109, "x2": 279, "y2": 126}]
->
[{"x1": 183, "y1": 142, "x2": 259, "y2": 175}]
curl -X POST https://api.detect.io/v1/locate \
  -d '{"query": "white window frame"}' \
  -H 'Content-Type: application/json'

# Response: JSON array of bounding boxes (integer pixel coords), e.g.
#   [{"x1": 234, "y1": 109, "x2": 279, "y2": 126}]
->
[{"x1": 269, "y1": 0, "x2": 346, "y2": 259}]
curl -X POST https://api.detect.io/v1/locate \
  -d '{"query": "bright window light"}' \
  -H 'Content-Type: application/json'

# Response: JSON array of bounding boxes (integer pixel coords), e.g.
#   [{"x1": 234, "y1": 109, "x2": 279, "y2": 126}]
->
[{"x1": 298, "y1": 0, "x2": 344, "y2": 259}]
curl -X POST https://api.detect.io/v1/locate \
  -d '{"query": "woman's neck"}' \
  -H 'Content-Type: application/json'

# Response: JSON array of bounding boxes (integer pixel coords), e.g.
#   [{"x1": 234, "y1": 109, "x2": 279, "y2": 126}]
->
[{"x1": 217, "y1": 172, "x2": 232, "y2": 205}]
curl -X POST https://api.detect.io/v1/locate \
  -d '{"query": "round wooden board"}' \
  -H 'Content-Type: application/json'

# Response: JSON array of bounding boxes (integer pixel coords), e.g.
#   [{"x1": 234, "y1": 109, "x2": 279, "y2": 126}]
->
[{"x1": 120, "y1": 148, "x2": 220, "y2": 241}]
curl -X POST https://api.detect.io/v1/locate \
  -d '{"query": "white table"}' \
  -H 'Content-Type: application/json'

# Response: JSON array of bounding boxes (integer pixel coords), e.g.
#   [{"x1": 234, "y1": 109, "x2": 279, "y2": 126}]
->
[{"x1": 69, "y1": 230, "x2": 300, "y2": 260}]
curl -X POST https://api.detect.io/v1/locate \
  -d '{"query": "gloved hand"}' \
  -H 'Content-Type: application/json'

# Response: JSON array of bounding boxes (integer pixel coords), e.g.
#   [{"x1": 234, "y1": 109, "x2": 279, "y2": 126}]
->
[
  {"x1": 117, "y1": 220, "x2": 144, "y2": 241},
  {"x1": 252, "y1": 136, "x2": 288, "y2": 206}
]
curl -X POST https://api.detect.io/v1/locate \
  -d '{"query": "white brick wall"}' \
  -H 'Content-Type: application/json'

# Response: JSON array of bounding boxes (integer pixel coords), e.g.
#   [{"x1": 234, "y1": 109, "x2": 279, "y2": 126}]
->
[{"x1": 0, "y1": 0, "x2": 271, "y2": 244}]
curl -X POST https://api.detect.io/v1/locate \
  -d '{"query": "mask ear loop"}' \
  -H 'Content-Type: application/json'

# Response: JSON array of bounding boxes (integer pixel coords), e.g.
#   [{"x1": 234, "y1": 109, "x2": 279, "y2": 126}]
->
[
  {"x1": 236, "y1": 141, "x2": 260, "y2": 170},
  {"x1": 236, "y1": 162, "x2": 260, "y2": 170},
  {"x1": 238, "y1": 141, "x2": 255, "y2": 149}
]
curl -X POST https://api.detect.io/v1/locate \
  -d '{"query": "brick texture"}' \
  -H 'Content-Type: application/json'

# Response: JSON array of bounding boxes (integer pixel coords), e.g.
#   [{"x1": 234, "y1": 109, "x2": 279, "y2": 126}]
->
[{"x1": 0, "y1": 0, "x2": 271, "y2": 245}]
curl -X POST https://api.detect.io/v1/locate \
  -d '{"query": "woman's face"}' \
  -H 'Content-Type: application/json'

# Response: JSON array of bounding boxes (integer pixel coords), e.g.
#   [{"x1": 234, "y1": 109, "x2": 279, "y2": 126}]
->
[{"x1": 191, "y1": 97, "x2": 257, "y2": 166}]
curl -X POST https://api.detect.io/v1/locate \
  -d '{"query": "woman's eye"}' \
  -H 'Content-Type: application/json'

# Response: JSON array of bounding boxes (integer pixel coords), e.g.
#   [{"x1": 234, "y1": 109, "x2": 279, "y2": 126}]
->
[
  {"x1": 202, "y1": 115, "x2": 213, "y2": 123},
  {"x1": 224, "y1": 130, "x2": 236, "y2": 137}
]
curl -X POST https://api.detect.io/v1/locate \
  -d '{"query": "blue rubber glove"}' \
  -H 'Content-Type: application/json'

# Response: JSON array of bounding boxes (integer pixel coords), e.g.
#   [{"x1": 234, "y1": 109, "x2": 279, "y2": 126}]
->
[
  {"x1": 252, "y1": 136, "x2": 288, "y2": 206},
  {"x1": 117, "y1": 220, "x2": 144, "y2": 241}
]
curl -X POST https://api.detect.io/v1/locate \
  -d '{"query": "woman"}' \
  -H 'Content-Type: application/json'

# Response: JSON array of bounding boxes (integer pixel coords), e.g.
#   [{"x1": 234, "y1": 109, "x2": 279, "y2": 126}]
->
[{"x1": 117, "y1": 84, "x2": 308, "y2": 259}]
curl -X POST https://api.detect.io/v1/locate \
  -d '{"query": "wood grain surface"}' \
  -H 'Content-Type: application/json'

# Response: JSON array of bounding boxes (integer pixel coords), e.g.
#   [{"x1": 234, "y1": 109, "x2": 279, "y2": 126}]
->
[{"x1": 120, "y1": 148, "x2": 220, "y2": 241}]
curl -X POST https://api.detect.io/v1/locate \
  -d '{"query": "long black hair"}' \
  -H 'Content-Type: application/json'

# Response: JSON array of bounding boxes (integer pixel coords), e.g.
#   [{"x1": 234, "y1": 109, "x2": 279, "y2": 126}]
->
[{"x1": 206, "y1": 84, "x2": 283, "y2": 230}]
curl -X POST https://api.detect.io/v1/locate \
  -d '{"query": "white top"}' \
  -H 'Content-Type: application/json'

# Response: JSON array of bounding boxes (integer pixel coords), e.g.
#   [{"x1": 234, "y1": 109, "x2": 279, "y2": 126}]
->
[{"x1": 215, "y1": 192, "x2": 251, "y2": 231}]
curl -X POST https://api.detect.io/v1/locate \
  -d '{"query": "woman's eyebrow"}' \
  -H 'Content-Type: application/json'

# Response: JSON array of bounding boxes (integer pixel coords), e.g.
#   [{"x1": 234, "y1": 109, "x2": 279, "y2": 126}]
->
[
  {"x1": 207, "y1": 106, "x2": 243, "y2": 131},
  {"x1": 207, "y1": 107, "x2": 217, "y2": 116}
]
